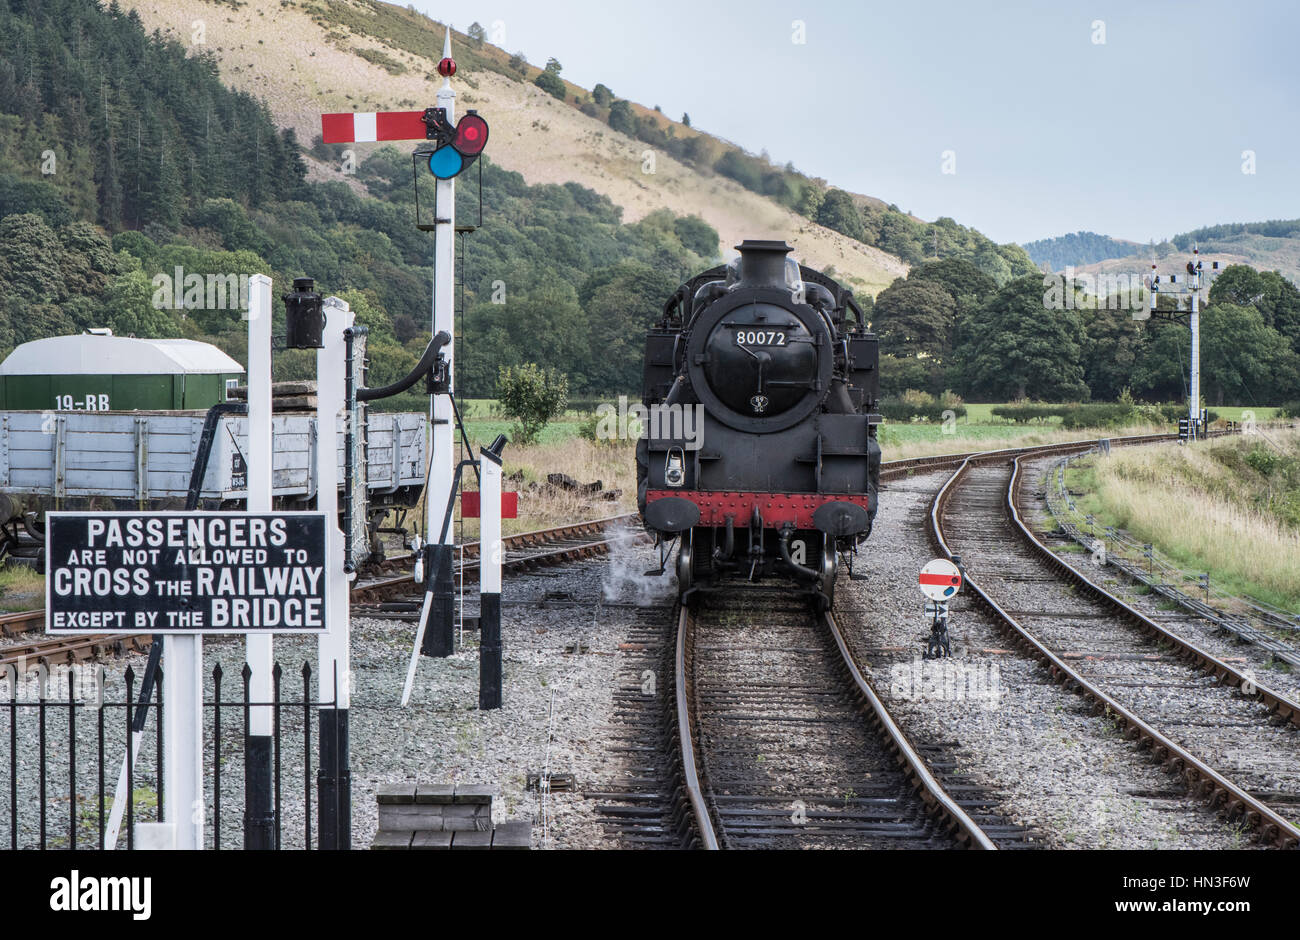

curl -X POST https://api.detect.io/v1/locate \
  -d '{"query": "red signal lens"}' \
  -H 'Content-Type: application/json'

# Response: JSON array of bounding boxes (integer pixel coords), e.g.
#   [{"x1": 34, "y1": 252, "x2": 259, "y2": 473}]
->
[
  {"x1": 437, "y1": 57, "x2": 457, "y2": 77},
  {"x1": 453, "y1": 113, "x2": 488, "y2": 155}
]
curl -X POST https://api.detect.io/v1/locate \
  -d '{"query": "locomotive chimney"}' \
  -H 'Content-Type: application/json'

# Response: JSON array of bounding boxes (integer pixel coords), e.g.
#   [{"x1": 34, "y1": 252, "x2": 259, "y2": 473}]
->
[{"x1": 734, "y1": 240, "x2": 793, "y2": 290}]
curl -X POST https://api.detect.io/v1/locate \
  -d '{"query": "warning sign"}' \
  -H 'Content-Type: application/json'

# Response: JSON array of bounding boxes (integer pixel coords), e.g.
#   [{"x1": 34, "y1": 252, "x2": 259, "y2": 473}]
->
[
  {"x1": 45, "y1": 511, "x2": 329, "y2": 635},
  {"x1": 918, "y1": 558, "x2": 962, "y2": 601}
]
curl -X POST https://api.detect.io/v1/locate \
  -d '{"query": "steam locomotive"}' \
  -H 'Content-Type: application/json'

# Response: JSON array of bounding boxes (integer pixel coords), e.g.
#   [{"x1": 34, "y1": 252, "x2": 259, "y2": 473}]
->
[{"x1": 637, "y1": 240, "x2": 881, "y2": 609}]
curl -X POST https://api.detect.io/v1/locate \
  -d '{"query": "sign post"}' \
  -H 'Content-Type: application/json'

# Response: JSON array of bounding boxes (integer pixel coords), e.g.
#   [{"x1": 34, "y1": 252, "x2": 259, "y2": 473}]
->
[
  {"x1": 919, "y1": 558, "x2": 962, "y2": 659},
  {"x1": 46, "y1": 511, "x2": 329, "y2": 849},
  {"x1": 315, "y1": 296, "x2": 353, "y2": 849},
  {"x1": 244, "y1": 273, "x2": 275, "y2": 849},
  {"x1": 478, "y1": 438, "x2": 505, "y2": 710}
]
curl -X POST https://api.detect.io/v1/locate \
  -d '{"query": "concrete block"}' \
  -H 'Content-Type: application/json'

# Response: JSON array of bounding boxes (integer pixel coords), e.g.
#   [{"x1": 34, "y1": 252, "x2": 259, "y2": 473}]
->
[
  {"x1": 411, "y1": 830, "x2": 453, "y2": 850},
  {"x1": 415, "y1": 784, "x2": 456, "y2": 804},
  {"x1": 453, "y1": 784, "x2": 497, "y2": 805},
  {"x1": 379, "y1": 804, "x2": 444, "y2": 831},
  {"x1": 371, "y1": 830, "x2": 414, "y2": 850},
  {"x1": 491, "y1": 821, "x2": 531, "y2": 850},
  {"x1": 451, "y1": 829, "x2": 492, "y2": 849},
  {"x1": 376, "y1": 783, "x2": 417, "y2": 805}
]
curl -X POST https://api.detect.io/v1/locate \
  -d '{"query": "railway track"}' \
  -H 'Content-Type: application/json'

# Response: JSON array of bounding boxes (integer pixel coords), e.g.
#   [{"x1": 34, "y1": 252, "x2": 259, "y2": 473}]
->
[
  {"x1": 1, "y1": 514, "x2": 642, "y2": 672},
  {"x1": 931, "y1": 453, "x2": 1300, "y2": 848},
  {"x1": 671, "y1": 592, "x2": 1026, "y2": 849},
  {"x1": 351, "y1": 513, "x2": 642, "y2": 612},
  {"x1": 594, "y1": 584, "x2": 1034, "y2": 849},
  {"x1": 0, "y1": 432, "x2": 1204, "y2": 682}
]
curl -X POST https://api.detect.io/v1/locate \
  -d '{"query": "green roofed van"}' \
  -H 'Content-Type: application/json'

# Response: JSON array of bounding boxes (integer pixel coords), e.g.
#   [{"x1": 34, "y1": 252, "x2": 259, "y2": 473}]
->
[{"x1": 0, "y1": 329, "x2": 244, "y2": 411}]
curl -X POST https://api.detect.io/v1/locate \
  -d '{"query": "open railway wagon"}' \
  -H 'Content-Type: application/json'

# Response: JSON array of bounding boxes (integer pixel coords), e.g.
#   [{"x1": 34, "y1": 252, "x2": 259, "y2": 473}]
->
[
  {"x1": 0, "y1": 332, "x2": 428, "y2": 570},
  {"x1": 0, "y1": 409, "x2": 427, "y2": 571}
]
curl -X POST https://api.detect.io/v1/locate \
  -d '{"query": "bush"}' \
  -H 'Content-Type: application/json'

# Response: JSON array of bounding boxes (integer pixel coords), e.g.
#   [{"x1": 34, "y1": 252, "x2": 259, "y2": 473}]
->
[
  {"x1": 878, "y1": 389, "x2": 967, "y2": 423},
  {"x1": 497, "y1": 363, "x2": 569, "y2": 445},
  {"x1": 990, "y1": 403, "x2": 1066, "y2": 423},
  {"x1": 1279, "y1": 401, "x2": 1300, "y2": 419}
]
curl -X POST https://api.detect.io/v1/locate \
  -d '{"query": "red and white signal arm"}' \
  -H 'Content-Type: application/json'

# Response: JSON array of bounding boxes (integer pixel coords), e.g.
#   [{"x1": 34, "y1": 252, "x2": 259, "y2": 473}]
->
[
  {"x1": 919, "y1": 558, "x2": 962, "y2": 600},
  {"x1": 461, "y1": 490, "x2": 519, "y2": 519},
  {"x1": 320, "y1": 111, "x2": 429, "y2": 144}
]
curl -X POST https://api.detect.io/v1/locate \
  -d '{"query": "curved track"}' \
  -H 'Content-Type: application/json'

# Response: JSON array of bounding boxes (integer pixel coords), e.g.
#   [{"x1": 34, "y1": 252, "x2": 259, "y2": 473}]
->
[
  {"x1": 674, "y1": 594, "x2": 1007, "y2": 849},
  {"x1": 931, "y1": 452, "x2": 1300, "y2": 848}
]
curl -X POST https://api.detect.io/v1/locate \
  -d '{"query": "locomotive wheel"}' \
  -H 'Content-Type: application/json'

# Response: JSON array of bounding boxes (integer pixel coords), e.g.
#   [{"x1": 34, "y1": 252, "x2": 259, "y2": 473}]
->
[
  {"x1": 817, "y1": 538, "x2": 837, "y2": 611},
  {"x1": 676, "y1": 532, "x2": 694, "y2": 596}
]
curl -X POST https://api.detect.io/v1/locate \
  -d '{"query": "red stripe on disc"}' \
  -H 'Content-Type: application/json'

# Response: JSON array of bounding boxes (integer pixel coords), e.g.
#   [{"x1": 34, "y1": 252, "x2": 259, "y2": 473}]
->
[
  {"x1": 320, "y1": 113, "x2": 355, "y2": 144},
  {"x1": 375, "y1": 111, "x2": 428, "y2": 141},
  {"x1": 919, "y1": 573, "x2": 959, "y2": 585}
]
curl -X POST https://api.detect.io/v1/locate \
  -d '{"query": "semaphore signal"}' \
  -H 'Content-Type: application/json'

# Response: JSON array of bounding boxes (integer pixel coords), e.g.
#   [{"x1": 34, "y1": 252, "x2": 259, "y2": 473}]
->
[{"x1": 320, "y1": 104, "x2": 488, "y2": 180}]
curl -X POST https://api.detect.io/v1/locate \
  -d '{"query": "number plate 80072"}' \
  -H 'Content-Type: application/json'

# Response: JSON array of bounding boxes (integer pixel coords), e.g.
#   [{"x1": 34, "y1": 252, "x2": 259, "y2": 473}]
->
[{"x1": 735, "y1": 331, "x2": 786, "y2": 346}]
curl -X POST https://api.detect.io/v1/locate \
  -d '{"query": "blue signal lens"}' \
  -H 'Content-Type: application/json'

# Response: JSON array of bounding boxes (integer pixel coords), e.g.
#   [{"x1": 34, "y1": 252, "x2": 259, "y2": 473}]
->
[{"x1": 428, "y1": 146, "x2": 464, "y2": 179}]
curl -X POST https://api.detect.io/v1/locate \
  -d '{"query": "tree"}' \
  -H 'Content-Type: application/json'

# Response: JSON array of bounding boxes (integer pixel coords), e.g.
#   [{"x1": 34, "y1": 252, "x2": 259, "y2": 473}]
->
[
  {"x1": 816, "y1": 189, "x2": 865, "y2": 241},
  {"x1": 103, "y1": 269, "x2": 181, "y2": 337},
  {"x1": 607, "y1": 100, "x2": 635, "y2": 136},
  {"x1": 672, "y1": 215, "x2": 718, "y2": 258},
  {"x1": 467, "y1": 22, "x2": 486, "y2": 47},
  {"x1": 954, "y1": 275, "x2": 1090, "y2": 401},
  {"x1": 681, "y1": 113, "x2": 690, "y2": 127},
  {"x1": 871, "y1": 280, "x2": 957, "y2": 361},
  {"x1": 497, "y1": 363, "x2": 568, "y2": 444},
  {"x1": 508, "y1": 51, "x2": 527, "y2": 73},
  {"x1": 1209, "y1": 264, "x2": 1300, "y2": 353},
  {"x1": 578, "y1": 261, "x2": 681, "y2": 393},
  {"x1": 592, "y1": 84, "x2": 613, "y2": 108},
  {"x1": 0, "y1": 212, "x2": 67, "y2": 303},
  {"x1": 534, "y1": 57, "x2": 565, "y2": 99},
  {"x1": 1082, "y1": 305, "x2": 1147, "y2": 401}
]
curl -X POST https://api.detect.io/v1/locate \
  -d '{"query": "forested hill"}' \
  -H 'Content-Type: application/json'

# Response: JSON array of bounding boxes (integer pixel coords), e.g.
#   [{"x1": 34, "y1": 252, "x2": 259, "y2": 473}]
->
[
  {"x1": 0, "y1": 0, "x2": 720, "y2": 402},
  {"x1": 1026, "y1": 221, "x2": 1300, "y2": 287},
  {"x1": 122, "y1": 0, "x2": 1037, "y2": 291},
  {"x1": 1022, "y1": 231, "x2": 1144, "y2": 271}
]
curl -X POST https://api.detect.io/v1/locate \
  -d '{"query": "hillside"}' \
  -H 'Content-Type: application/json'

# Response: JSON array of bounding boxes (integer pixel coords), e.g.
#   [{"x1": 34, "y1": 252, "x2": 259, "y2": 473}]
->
[
  {"x1": 121, "y1": 0, "x2": 910, "y2": 295},
  {"x1": 0, "y1": 0, "x2": 740, "y2": 401},
  {"x1": 1022, "y1": 231, "x2": 1145, "y2": 271},
  {"x1": 1028, "y1": 221, "x2": 1300, "y2": 288}
]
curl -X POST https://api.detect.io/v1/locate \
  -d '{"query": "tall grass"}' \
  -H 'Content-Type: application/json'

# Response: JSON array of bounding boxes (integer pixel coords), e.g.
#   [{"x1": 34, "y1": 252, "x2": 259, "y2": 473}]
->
[{"x1": 1081, "y1": 430, "x2": 1300, "y2": 612}]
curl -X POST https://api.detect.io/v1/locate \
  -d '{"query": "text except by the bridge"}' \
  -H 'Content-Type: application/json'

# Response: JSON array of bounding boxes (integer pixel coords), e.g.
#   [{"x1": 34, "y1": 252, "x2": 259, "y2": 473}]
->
[{"x1": 46, "y1": 512, "x2": 329, "y2": 635}]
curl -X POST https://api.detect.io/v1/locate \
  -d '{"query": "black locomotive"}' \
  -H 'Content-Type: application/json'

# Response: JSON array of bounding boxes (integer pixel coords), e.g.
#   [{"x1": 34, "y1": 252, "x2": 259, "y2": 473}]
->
[{"x1": 637, "y1": 239, "x2": 881, "y2": 609}]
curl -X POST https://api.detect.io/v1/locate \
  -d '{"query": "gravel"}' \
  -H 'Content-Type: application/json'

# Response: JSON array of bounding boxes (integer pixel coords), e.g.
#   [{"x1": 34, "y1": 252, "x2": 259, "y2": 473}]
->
[
  {"x1": 836, "y1": 470, "x2": 1249, "y2": 849},
  {"x1": 0, "y1": 523, "x2": 674, "y2": 851}
]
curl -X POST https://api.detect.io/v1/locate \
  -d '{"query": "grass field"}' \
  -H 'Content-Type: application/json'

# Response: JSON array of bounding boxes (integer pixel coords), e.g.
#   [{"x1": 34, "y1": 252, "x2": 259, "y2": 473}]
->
[{"x1": 1063, "y1": 429, "x2": 1300, "y2": 613}]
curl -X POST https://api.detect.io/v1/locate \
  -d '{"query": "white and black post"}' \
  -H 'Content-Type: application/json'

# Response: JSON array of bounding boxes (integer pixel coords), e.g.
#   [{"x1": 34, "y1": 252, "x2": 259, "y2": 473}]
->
[
  {"x1": 479, "y1": 437, "x2": 505, "y2": 709},
  {"x1": 244, "y1": 274, "x2": 275, "y2": 849},
  {"x1": 316, "y1": 295, "x2": 353, "y2": 848},
  {"x1": 423, "y1": 26, "x2": 458, "y2": 658}
]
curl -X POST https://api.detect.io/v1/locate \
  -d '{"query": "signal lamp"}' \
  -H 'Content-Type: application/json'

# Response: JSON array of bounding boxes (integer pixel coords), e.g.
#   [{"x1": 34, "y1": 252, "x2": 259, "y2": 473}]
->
[
  {"x1": 283, "y1": 277, "x2": 325, "y2": 349},
  {"x1": 454, "y1": 112, "x2": 488, "y2": 155},
  {"x1": 438, "y1": 57, "x2": 457, "y2": 77}
]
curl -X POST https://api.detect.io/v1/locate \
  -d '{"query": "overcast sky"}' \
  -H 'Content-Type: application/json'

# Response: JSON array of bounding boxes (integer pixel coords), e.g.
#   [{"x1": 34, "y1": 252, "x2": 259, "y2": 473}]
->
[{"x1": 422, "y1": 0, "x2": 1299, "y2": 246}]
